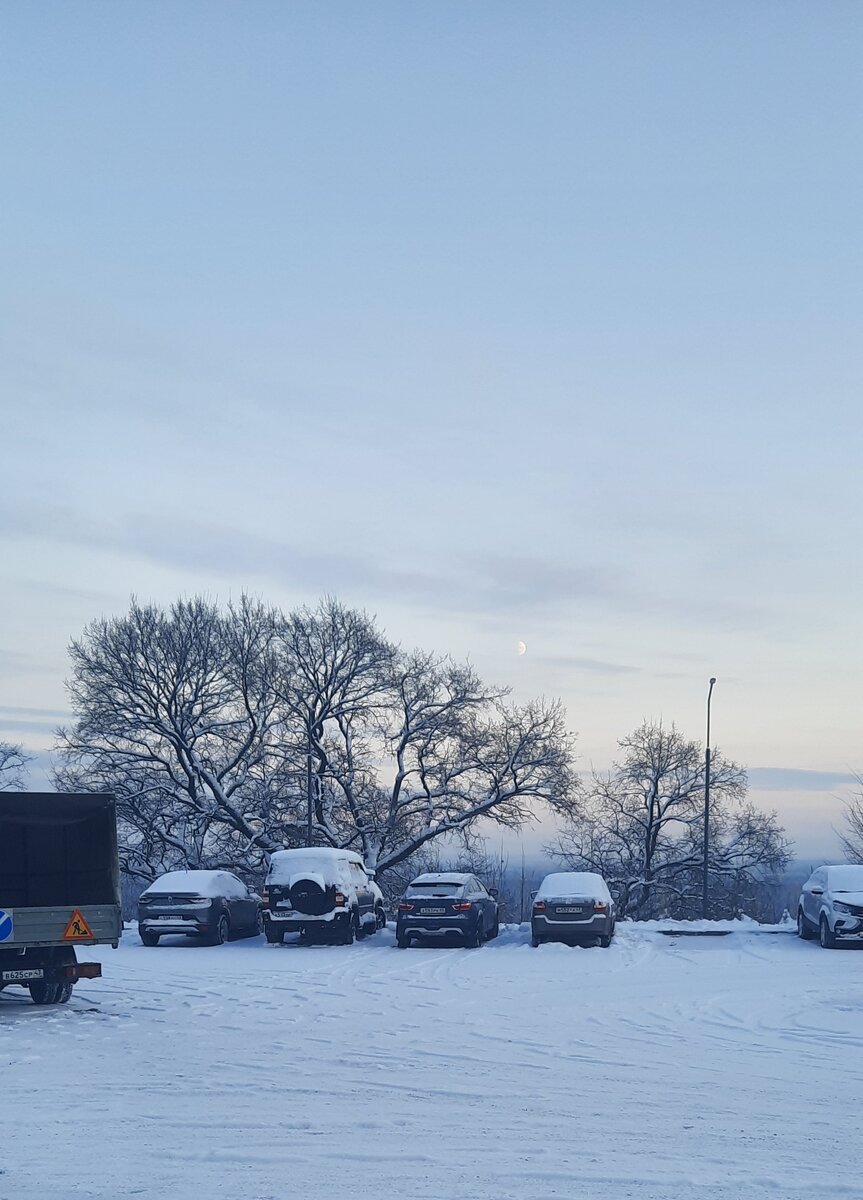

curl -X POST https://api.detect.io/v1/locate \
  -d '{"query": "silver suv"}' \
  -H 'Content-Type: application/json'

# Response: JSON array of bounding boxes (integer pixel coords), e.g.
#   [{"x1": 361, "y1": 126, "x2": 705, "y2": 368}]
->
[
  {"x1": 531, "y1": 871, "x2": 615, "y2": 947},
  {"x1": 797, "y1": 864, "x2": 863, "y2": 948}
]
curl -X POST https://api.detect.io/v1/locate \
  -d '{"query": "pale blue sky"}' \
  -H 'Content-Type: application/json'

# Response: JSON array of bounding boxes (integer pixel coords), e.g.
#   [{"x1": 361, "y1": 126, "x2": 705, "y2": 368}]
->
[{"x1": 1, "y1": 3, "x2": 861, "y2": 858}]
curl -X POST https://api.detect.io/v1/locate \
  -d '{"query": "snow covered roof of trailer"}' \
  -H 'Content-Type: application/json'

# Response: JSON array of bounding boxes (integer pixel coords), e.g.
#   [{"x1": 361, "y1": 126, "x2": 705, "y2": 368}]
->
[{"x1": 536, "y1": 872, "x2": 611, "y2": 901}]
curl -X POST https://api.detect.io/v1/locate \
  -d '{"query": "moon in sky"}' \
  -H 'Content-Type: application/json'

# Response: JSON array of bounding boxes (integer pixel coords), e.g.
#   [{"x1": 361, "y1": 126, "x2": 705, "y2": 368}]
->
[{"x1": 517, "y1": 641, "x2": 527, "y2": 656}]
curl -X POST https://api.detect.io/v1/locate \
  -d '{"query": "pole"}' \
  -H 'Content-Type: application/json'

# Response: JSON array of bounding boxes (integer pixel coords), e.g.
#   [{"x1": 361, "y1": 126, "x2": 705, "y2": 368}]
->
[
  {"x1": 306, "y1": 715, "x2": 313, "y2": 848},
  {"x1": 702, "y1": 677, "x2": 716, "y2": 919}
]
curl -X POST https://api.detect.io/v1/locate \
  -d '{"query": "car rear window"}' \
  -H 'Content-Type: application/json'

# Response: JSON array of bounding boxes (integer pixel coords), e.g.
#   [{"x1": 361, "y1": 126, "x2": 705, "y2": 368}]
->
[{"x1": 406, "y1": 882, "x2": 464, "y2": 898}]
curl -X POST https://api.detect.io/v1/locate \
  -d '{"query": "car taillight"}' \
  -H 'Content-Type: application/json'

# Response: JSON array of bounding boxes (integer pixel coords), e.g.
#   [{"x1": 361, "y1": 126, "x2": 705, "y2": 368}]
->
[
  {"x1": 398, "y1": 901, "x2": 414, "y2": 911},
  {"x1": 533, "y1": 900, "x2": 546, "y2": 912},
  {"x1": 261, "y1": 890, "x2": 270, "y2": 905},
  {"x1": 594, "y1": 901, "x2": 608, "y2": 912},
  {"x1": 452, "y1": 902, "x2": 473, "y2": 912},
  {"x1": 335, "y1": 891, "x2": 347, "y2": 906}
]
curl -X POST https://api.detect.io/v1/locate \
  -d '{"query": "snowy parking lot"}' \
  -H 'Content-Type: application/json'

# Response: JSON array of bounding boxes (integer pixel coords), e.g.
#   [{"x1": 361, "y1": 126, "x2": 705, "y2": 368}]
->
[{"x1": 2, "y1": 923, "x2": 862, "y2": 1200}]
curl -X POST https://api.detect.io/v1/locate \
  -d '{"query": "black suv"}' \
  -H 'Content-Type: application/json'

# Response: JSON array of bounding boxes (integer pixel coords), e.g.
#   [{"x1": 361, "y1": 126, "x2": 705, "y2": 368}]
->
[{"x1": 396, "y1": 873, "x2": 500, "y2": 948}]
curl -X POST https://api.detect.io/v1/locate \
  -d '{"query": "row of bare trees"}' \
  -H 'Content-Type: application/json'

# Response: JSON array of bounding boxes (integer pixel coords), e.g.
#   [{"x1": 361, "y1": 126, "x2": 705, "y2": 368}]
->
[
  {"x1": 55, "y1": 596, "x2": 575, "y2": 883},
  {"x1": 42, "y1": 592, "x2": 809, "y2": 918}
]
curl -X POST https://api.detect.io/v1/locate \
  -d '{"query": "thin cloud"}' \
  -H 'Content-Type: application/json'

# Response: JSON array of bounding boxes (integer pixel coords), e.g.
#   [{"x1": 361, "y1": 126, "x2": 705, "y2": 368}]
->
[{"x1": 748, "y1": 768, "x2": 859, "y2": 792}]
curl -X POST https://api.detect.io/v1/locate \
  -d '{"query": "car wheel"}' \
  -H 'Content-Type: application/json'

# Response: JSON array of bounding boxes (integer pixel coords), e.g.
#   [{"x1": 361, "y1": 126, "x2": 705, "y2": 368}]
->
[
  {"x1": 140, "y1": 930, "x2": 160, "y2": 947},
  {"x1": 797, "y1": 909, "x2": 814, "y2": 940},
  {"x1": 819, "y1": 915, "x2": 837, "y2": 949},
  {"x1": 469, "y1": 921, "x2": 484, "y2": 948},
  {"x1": 265, "y1": 925, "x2": 284, "y2": 945},
  {"x1": 599, "y1": 931, "x2": 612, "y2": 948},
  {"x1": 531, "y1": 934, "x2": 541, "y2": 948},
  {"x1": 397, "y1": 932, "x2": 410, "y2": 949},
  {"x1": 376, "y1": 906, "x2": 387, "y2": 930},
  {"x1": 339, "y1": 914, "x2": 357, "y2": 945},
  {"x1": 254, "y1": 909, "x2": 265, "y2": 936},
  {"x1": 210, "y1": 915, "x2": 230, "y2": 946},
  {"x1": 58, "y1": 982, "x2": 74, "y2": 1004},
  {"x1": 489, "y1": 915, "x2": 500, "y2": 939}
]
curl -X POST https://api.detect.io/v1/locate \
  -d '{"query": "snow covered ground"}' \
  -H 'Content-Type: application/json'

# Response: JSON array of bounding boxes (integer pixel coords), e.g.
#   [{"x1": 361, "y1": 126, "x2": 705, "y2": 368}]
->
[{"x1": 2, "y1": 923, "x2": 862, "y2": 1200}]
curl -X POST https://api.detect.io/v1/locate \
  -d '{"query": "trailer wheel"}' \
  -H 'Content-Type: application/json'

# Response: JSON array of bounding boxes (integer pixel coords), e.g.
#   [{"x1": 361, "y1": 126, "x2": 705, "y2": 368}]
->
[
  {"x1": 29, "y1": 981, "x2": 62, "y2": 1005},
  {"x1": 58, "y1": 982, "x2": 74, "y2": 1004}
]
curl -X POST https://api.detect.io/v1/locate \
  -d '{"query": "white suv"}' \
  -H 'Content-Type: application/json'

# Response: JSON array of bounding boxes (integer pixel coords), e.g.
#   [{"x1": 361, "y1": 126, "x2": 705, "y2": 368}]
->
[
  {"x1": 797, "y1": 864, "x2": 863, "y2": 948},
  {"x1": 262, "y1": 848, "x2": 383, "y2": 945}
]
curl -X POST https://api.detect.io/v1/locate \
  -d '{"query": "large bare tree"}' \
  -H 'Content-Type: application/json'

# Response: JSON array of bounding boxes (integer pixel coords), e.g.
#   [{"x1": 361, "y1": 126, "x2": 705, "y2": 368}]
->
[
  {"x1": 56, "y1": 595, "x2": 578, "y2": 884},
  {"x1": 552, "y1": 720, "x2": 790, "y2": 919},
  {"x1": 55, "y1": 595, "x2": 286, "y2": 881},
  {"x1": 274, "y1": 599, "x2": 577, "y2": 873}
]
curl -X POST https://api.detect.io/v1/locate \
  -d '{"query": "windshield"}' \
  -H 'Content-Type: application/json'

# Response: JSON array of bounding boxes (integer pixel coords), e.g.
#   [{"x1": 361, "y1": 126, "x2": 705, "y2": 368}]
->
[
  {"x1": 406, "y1": 882, "x2": 465, "y2": 898},
  {"x1": 828, "y1": 865, "x2": 863, "y2": 892}
]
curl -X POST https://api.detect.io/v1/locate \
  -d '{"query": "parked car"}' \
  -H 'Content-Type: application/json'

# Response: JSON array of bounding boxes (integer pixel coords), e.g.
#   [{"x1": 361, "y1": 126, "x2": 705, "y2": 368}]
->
[
  {"x1": 396, "y1": 873, "x2": 499, "y2": 948},
  {"x1": 138, "y1": 870, "x2": 263, "y2": 946},
  {"x1": 262, "y1": 848, "x2": 379, "y2": 944},
  {"x1": 797, "y1": 864, "x2": 863, "y2": 948},
  {"x1": 531, "y1": 871, "x2": 615, "y2": 947}
]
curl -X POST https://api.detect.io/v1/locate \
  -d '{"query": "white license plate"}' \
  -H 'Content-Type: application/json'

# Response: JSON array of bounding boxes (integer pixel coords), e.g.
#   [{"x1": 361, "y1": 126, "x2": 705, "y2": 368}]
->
[
  {"x1": 2, "y1": 969, "x2": 44, "y2": 981},
  {"x1": 557, "y1": 907, "x2": 585, "y2": 914},
  {"x1": 421, "y1": 908, "x2": 446, "y2": 915}
]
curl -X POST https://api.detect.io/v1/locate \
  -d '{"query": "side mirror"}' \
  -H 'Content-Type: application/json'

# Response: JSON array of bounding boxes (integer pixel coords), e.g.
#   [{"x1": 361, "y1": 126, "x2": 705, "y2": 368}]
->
[
  {"x1": 489, "y1": 888, "x2": 499, "y2": 899},
  {"x1": 530, "y1": 890, "x2": 538, "y2": 900}
]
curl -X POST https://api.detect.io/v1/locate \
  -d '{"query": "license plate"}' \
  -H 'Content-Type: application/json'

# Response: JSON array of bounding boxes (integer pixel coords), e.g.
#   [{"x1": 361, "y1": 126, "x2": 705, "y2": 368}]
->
[
  {"x1": 2, "y1": 969, "x2": 44, "y2": 981},
  {"x1": 421, "y1": 907, "x2": 446, "y2": 915},
  {"x1": 557, "y1": 906, "x2": 585, "y2": 914}
]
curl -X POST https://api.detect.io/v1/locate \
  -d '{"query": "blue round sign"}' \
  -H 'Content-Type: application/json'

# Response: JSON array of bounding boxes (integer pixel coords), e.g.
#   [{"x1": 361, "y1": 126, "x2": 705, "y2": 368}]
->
[{"x1": 0, "y1": 909, "x2": 13, "y2": 943}]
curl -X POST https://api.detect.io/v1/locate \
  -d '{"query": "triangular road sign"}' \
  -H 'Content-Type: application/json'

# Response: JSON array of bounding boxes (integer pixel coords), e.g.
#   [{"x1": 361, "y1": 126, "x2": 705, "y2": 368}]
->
[{"x1": 62, "y1": 909, "x2": 95, "y2": 940}]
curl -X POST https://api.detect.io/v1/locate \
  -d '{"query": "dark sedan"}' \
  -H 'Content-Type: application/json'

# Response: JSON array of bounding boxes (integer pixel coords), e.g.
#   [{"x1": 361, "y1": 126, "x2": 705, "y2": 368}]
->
[
  {"x1": 396, "y1": 873, "x2": 500, "y2": 948},
  {"x1": 138, "y1": 870, "x2": 263, "y2": 946}
]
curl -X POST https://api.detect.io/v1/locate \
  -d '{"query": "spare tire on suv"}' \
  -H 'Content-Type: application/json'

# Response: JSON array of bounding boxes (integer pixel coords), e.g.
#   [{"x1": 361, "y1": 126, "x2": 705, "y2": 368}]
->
[{"x1": 261, "y1": 848, "x2": 380, "y2": 945}]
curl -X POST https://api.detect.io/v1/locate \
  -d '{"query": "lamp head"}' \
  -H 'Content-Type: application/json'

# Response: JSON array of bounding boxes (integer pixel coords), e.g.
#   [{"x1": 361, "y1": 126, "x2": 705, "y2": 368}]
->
[{"x1": 709, "y1": 677, "x2": 717, "y2": 685}]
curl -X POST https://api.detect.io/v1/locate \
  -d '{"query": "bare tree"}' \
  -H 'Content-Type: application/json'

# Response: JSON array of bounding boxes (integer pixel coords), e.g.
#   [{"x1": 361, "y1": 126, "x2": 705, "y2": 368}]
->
[
  {"x1": 552, "y1": 720, "x2": 790, "y2": 919},
  {"x1": 55, "y1": 596, "x2": 287, "y2": 881},
  {"x1": 839, "y1": 779, "x2": 863, "y2": 862},
  {"x1": 0, "y1": 740, "x2": 30, "y2": 790},
  {"x1": 273, "y1": 603, "x2": 578, "y2": 876}
]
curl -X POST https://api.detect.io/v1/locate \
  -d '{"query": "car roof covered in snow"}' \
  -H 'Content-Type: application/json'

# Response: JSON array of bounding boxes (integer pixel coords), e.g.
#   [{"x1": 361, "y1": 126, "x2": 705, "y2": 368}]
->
[
  {"x1": 142, "y1": 870, "x2": 240, "y2": 897},
  {"x1": 409, "y1": 872, "x2": 473, "y2": 885},
  {"x1": 269, "y1": 848, "x2": 366, "y2": 868},
  {"x1": 536, "y1": 871, "x2": 611, "y2": 901}
]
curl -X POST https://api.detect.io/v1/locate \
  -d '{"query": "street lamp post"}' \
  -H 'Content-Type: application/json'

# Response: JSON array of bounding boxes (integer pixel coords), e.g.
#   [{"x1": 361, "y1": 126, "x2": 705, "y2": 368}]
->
[
  {"x1": 306, "y1": 715, "x2": 314, "y2": 848},
  {"x1": 702, "y1": 677, "x2": 717, "y2": 920}
]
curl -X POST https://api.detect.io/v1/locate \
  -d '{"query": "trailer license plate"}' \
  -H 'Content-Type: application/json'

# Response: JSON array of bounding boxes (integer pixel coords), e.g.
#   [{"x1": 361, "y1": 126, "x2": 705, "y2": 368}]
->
[{"x1": 2, "y1": 969, "x2": 44, "y2": 981}]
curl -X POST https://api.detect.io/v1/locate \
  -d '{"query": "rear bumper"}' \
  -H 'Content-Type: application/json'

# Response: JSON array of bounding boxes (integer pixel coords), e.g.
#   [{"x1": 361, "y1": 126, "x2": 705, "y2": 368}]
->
[
  {"x1": 532, "y1": 913, "x2": 611, "y2": 940},
  {"x1": 0, "y1": 959, "x2": 101, "y2": 988},
  {"x1": 397, "y1": 916, "x2": 472, "y2": 937},
  {"x1": 264, "y1": 909, "x2": 350, "y2": 935},
  {"x1": 139, "y1": 917, "x2": 213, "y2": 936}
]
